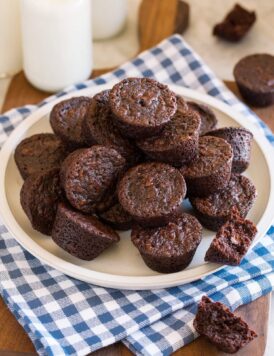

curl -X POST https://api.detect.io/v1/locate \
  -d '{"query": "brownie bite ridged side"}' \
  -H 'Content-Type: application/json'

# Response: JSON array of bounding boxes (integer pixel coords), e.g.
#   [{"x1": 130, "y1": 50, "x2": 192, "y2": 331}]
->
[
  {"x1": 205, "y1": 208, "x2": 257, "y2": 265},
  {"x1": 82, "y1": 90, "x2": 140, "y2": 166},
  {"x1": 118, "y1": 162, "x2": 186, "y2": 227},
  {"x1": 52, "y1": 203, "x2": 119, "y2": 260},
  {"x1": 207, "y1": 127, "x2": 253, "y2": 173},
  {"x1": 187, "y1": 101, "x2": 217, "y2": 135},
  {"x1": 131, "y1": 213, "x2": 202, "y2": 273},
  {"x1": 20, "y1": 168, "x2": 63, "y2": 235},
  {"x1": 234, "y1": 54, "x2": 274, "y2": 107},
  {"x1": 180, "y1": 136, "x2": 233, "y2": 197},
  {"x1": 136, "y1": 107, "x2": 201, "y2": 166},
  {"x1": 15, "y1": 133, "x2": 69, "y2": 180},
  {"x1": 194, "y1": 296, "x2": 257, "y2": 353},
  {"x1": 109, "y1": 77, "x2": 177, "y2": 139},
  {"x1": 50, "y1": 96, "x2": 91, "y2": 149},
  {"x1": 60, "y1": 145, "x2": 125, "y2": 214},
  {"x1": 190, "y1": 174, "x2": 257, "y2": 231}
]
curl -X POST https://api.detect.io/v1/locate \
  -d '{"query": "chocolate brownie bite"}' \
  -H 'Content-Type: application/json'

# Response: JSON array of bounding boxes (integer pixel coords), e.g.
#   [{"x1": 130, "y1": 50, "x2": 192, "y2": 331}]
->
[
  {"x1": 118, "y1": 162, "x2": 186, "y2": 227},
  {"x1": 131, "y1": 213, "x2": 202, "y2": 273},
  {"x1": 99, "y1": 203, "x2": 132, "y2": 231},
  {"x1": 60, "y1": 145, "x2": 125, "y2": 214},
  {"x1": 82, "y1": 90, "x2": 140, "y2": 166},
  {"x1": 176, "y1": 95, "x2": 188, "y2": 113},
  {"x1": 234, "y1": 54, "x2": 274, "y2": 107},
  {"x1": 187, "y1": 101, "x2": 217, "y2": 135},
  {"x1": 194, "y1": 296, "x2": 257, "y2": 353},
  {"x1": 213, "y1": 4, "x2": 256, "y2": 42},
  {"x1": 207, "y1": 127, "x2": 253, "y2": 173},
  {"x1": 52, "y1": 202, "x2": 119, "y2": 260},
  {"x1": 190, "y1": 174, "x2": 257, "y2": 231},
  {"x1": 95, "y1": 189, "x2": 118, "y2": 214},
  {"x1": 50, "y1": 96, "x2": 91, "y2": 149},
  {"x1": 109, "y1": 77, "x2": 177, "y2": 139},
  {"x1": 205, "y1": 209, "x2": 257, "y2": 265},
  {"x1": 136, "y1": 108, "x2": 200, "y2": 166},
  {"x1": 20, "y1": 168, "x2": 63, "y2": 235},
  {"x1": 180, "y1": 136, "x2": 233, "y2": 197},
  {"x1": 60, "y1": 149, "x2": 117, "y2": 214},
  {"x1": 15, "y1": 133, "x2": 69, "y2": 180}
]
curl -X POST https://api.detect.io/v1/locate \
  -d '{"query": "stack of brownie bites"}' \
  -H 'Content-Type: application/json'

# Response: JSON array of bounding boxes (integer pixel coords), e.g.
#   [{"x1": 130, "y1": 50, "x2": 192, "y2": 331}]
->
[
  {"x1": 16, "y1": 77, "x2": 257, "y2": 273},
  {"x1": 16, "y1": 77, "x2": 259, "y2": 351}
]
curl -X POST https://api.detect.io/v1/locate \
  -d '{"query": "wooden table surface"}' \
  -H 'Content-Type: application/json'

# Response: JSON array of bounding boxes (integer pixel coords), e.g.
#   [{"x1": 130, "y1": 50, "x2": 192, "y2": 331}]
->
[{"x1": 1, "y1": 1, "x2": 274, "y2": 355}]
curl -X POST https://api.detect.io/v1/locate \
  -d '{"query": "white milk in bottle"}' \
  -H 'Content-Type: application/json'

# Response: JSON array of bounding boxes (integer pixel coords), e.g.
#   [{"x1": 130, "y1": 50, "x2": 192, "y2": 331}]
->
[
  {"x1": 0, "y1": 0, "x2": 22, "y2": 78},
  {"x1": 21, "y1": 0, "x2": 93, "y2": 92}
]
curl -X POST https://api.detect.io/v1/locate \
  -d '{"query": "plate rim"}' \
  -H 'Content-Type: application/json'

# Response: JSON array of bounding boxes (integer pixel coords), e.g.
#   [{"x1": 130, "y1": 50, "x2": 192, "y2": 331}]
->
[{"x1": 1, "y1": 82, "x2": 274, "y2": 290}]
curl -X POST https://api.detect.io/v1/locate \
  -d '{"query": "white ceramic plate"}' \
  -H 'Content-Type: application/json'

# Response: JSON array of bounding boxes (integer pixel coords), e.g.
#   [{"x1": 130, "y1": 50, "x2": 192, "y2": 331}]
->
[{"x1": 1, "y1": 83, "x2": 274, "y2": 290}]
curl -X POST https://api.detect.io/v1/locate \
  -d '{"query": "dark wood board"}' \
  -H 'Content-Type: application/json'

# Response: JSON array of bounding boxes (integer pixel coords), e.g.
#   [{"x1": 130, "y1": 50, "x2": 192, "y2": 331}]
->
[{"x1": 0, "y1": 0, "x2": 272, "y2": 355}]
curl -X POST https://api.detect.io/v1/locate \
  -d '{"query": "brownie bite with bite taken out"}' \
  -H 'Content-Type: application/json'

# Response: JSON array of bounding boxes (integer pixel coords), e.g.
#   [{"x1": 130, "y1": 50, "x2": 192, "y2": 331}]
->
[
  {"x1": 213, "y1": 4, "x2": 256, "y2": 42},
  {"x1": 205, "y1": 208, "x2": 257, "y2": 265},
  {"x1": 194, "y1": 296, "x2": 257, "y2": 353}
]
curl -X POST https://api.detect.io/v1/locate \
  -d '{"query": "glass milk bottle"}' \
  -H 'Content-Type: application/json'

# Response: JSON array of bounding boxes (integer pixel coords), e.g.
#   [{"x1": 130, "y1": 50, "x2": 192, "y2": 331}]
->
[
  {"x1": 21, "y1": 0, "x2": 93, "y2": 92},
  {"x1": 92, "y1": 0, "x2": 127, "y2": 40},
  {"x1": 0, "y1": 0, "x2": 22, "y2": 78}
]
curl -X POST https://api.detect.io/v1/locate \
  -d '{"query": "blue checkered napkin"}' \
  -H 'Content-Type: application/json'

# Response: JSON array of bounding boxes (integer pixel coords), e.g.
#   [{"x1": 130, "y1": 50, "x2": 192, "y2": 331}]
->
[{"x1": 0, "y1": 35, "x2": 274, "y2": 356}]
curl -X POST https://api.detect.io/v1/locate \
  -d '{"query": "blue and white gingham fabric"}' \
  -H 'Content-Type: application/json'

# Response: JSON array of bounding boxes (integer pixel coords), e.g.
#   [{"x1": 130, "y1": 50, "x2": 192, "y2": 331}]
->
[{"x1": 0, "y1": 35, "x2": 274, "y2": 356}]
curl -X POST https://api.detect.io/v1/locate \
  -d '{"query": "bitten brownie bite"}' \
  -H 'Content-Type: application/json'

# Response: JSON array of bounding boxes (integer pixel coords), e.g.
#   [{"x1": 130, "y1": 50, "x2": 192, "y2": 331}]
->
[
  {"x1": 194, "y1": 296, "x2": 257, "y2": 353},
  {"x1": 180, "y1": 136, "x2": 233, "y2": 197},
  {"x1": 190, "y1": 174, "x2": 257, "y2": 231},
  {"x1": 132, "y1": 213, "x2": 202, "y2": 273},
  {"x1": 15, "y1": 133, "x2": 69, "y2": 180},
  {"x1": 60, "y1": 145, "x2": 125, "y2": 214},
  {"x1": 20, "y1": 168, "x2": 63, "y2": 235},
  {"x1": 136, "y1": 107, "x2": 200, "y2": 166},
  {"x1": 213, "y1": 4, "x2": 256, "y2": 42},
  {"x1": 234, "y1": 54, "x2": 274, "y2": 107},
  {"x1": 99, "y1": 203, "x2": 132, "y2": 231},
  {"x1": 207, "y1": 127, "x2": 253, "y2": 173},
  {"x1": 52, "y1": 202, "x2": 119, "y2": 260},
  {"x1": 50, "y1": 96, "x2": 91, "y2": 149},
  {"x1": 118, "y1": 162, "x2": 186, "y2": 227},
  {"x1": 82, "y1": 90, "x2": 140, "y2": 166},
  {"x1": 187, "y1": 101, "x2": 217, "y2": 135},
  {"x1": 205, "y1": 209, "x2": 257, "y2": 265},
  {"x1": 109, "y1": 77, "x2": 177, "y2": 139}
]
